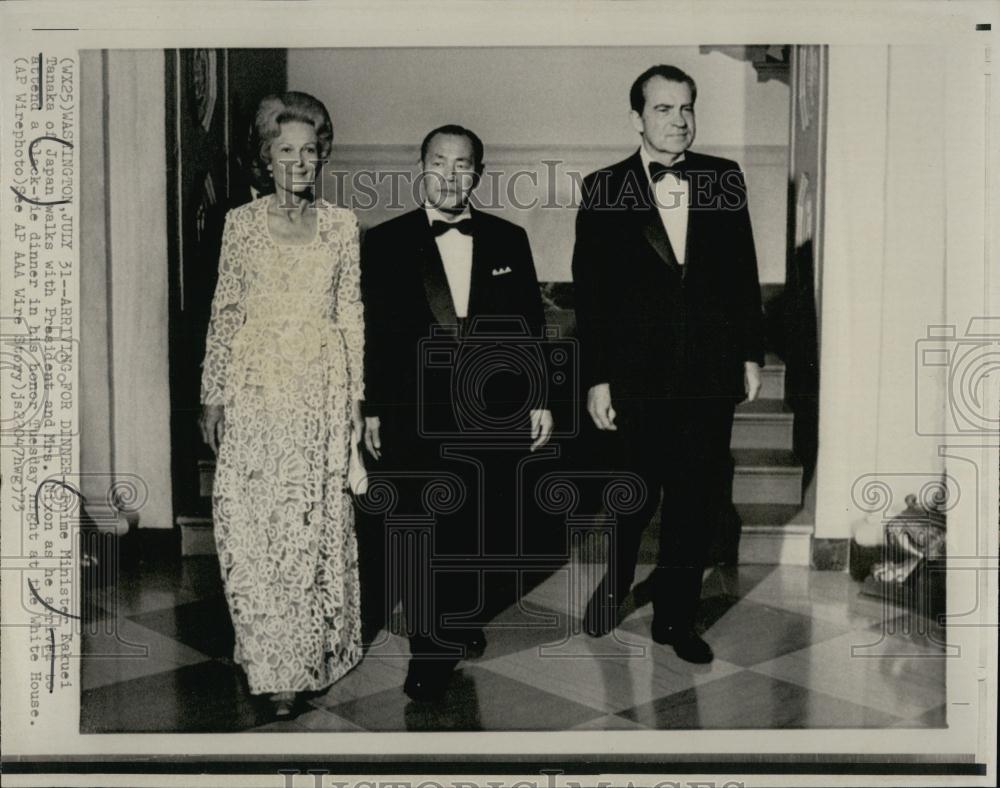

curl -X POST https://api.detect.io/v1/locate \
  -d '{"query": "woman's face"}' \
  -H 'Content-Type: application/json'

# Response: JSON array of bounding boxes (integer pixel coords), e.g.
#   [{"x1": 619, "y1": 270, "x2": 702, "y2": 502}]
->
[{"x1": 268, "y1": 120, "x2": 321, "y2": 198}]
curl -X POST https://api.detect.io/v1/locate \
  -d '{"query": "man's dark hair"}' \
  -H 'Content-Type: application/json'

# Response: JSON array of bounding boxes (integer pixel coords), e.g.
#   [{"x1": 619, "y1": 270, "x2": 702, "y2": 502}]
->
[
  {"x1": 420, "y1": 124, "x2": 485, "y2": 174},
  {"x1": 629, "y1": 65, "x2": 698, "y2": 113}
]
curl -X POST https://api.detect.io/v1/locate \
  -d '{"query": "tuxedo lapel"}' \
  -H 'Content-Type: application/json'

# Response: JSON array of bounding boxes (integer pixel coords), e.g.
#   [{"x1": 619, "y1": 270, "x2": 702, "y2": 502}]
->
[
  {"x1": 467, "y1": 209, "x2": 490, "y2": 316},
  {"x1": 623, "y1": 153, "x2": 685, "y2": 279},
  {"x1": 639, "y1": 208, "x2": 684, "y2": 277},
  {"x1": 414, "y1": 213, "x2": 459, "y2": 326}
]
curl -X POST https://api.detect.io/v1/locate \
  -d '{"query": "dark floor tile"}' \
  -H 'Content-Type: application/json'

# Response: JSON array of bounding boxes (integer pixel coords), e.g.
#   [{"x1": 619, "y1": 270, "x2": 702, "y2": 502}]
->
[
  {"x1": 81, "y1": 660, "x2": 272, "y2": 733},
  {"x1": 327, "y1": 665, "x2": 604, "y2": 731},
  {"x1": 80, "y1": 617, "x2": 212, "y2": 691},
  {"x1": 618, "y1": 593, "x2": 744, "y2": 642},
  {"x1": 618, "y1": 670, "x2": 904, "y2": 729},
  {"x1": 94, "y1": 555, "x2": 225, "y2": 618},
  {"x1": 621, "y1": 567, "x2": 773, "y2": 632},
  {"x1": 476, "y1": 598, "x2": 571, "y2": 661},
  {"x1": 127, "y1": 595, "x2": 234, "y2": 658}
]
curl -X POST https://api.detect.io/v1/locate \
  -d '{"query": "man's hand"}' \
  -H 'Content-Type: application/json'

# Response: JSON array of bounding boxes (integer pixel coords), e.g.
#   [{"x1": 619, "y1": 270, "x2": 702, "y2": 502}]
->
[
  {"x1": 199, "y1": 404, "x2": 225, "y2": 455},
  {"x1": 587, "y1": 383, "x2": 617, "y2": 431},
  {"x1": 363, "y1": 416, "x2": 382, "y2": 460},
  {"x1": 744, "y1": 361, "x2": 762, "y2": 403},
  {"x1": 529, "y1": 408, "x2": 554, "y2": 452}
]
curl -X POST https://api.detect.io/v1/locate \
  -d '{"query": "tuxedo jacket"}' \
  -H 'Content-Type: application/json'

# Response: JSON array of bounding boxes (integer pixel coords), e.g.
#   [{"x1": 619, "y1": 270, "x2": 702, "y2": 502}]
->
[
  {"x1": 360, "y1": 207, "x2": 545, "y2": 435},
  {"x1": 571, "y1": 150, "x2": 765, "y2": 403}
]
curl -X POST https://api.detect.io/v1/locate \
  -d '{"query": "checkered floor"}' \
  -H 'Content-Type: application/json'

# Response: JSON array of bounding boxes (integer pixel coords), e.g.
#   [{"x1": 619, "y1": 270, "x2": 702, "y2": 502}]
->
[{"x1": 80, "y1": 552, "x2": 947, "y2": 732}]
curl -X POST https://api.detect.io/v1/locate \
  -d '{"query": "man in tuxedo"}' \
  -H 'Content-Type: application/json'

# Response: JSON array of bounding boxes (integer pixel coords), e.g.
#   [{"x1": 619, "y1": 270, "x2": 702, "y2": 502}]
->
[
  {"x1": 361, "y1": 124, "x2": 553, "y2": 702},
  {"x1": 571, "y1": 65, "x2": 764, "y2": 663}
]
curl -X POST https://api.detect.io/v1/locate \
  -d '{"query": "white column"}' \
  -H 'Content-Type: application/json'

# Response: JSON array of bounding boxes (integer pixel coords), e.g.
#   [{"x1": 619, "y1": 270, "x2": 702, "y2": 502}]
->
[
  {"x1": 79, "y1": 50, "x2": 113, "y2": 511},
  {"x1": 815, "y1": 44, "x2": 952, "y2": 539},
  {"x1": 814, "y1": 45, "x2": 890, "y2": 539},
  {"x1": 105, "y1": 50, "x2": 173, "y2": 529}
]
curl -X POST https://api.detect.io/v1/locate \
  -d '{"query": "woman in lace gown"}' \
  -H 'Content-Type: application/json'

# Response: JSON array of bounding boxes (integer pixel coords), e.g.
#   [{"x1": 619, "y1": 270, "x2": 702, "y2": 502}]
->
[{"x1": 199, "y1": 92, "x2": 364, "y2": 716}]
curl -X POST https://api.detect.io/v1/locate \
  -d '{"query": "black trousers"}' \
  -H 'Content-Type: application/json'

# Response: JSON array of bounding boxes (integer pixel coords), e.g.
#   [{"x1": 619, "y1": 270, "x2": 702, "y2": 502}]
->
[
  {"x1": 364, "y1": 412, "x2": 547, "y2": 668},
  {"x1": 604, "y1": 395, "x2": 737, "y2": 630}
]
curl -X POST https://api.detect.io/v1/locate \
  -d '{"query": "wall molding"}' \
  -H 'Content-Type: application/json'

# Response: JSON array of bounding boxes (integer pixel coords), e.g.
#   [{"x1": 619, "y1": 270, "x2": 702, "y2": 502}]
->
[{"x1": 329, "y1": 143, "x2": 788, "y2": 170}]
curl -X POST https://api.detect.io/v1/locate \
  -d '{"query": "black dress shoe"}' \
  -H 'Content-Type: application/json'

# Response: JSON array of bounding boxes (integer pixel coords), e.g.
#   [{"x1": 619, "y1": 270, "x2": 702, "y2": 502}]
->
[
  {"x1": 651, "y1": 621, "x2": 714, "y2": 664},
  {"x1": 463, "y1": 629, "x2": 487, "y2": 659},
  {"x1": 583, "y1": 579, "x2": 626, "y2": 637},
  {"x1": 403, "y1": 660, "x2": 455, "y2": 703}
]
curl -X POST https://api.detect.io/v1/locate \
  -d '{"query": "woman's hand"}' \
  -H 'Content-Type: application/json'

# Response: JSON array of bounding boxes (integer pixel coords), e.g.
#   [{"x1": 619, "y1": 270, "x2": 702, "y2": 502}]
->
[{"x1": 199, "y1": 404, "x2": 226, "y2": 455}]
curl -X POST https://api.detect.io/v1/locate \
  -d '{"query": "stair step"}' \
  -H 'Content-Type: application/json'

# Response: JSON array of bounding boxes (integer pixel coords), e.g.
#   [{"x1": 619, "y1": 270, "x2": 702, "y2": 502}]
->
[
  {"x1": 732, "y1": 449, "x2": 803, "y2": 505},
  {"x1": 732, "y1": 398, "x2": 794, "y2": 450},
  {"x1": 735, "y1": 502, "x2": 805, "y2": 526},
  {"x1": 198, "y1": 460, "x2": 214, "y2": 498},
  {"x1": 176, "y1": 516, "x2": 215, "y2": 556},
  {"x1": 760, "y1": 352, "x2": 786, "y2": 400}
]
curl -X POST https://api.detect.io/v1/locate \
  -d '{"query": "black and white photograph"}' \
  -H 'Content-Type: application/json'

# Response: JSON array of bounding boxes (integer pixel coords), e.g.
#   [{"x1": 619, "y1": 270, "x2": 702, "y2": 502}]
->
[{"x1": 0, "y1": 2, "x2": 996, "y2": 787}]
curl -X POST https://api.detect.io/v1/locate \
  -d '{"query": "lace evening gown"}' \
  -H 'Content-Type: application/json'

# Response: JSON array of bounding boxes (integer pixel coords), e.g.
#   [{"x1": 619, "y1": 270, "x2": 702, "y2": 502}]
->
[{"x1": 200, "y1": 195, "x2": 364, "y2": 694}]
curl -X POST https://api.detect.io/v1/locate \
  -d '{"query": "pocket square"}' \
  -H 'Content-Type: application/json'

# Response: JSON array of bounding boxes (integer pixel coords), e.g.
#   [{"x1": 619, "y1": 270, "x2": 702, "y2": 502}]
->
[{"x1": 492, "y1": 266, "x2": 512, "y2": 276}]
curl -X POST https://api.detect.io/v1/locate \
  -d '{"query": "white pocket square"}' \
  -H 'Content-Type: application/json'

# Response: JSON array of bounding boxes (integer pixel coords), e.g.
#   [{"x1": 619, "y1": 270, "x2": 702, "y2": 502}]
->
[{"x1": 492, "y1": 266, "x2": 512, "y2": 276}]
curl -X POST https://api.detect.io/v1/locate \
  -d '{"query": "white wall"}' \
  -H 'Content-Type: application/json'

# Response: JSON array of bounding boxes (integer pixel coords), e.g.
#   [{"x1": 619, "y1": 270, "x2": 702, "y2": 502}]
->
[
  {"x1": 288, "y1": 46, "x2": 790, "y2": 282},
  {"x1": 79, "y1": 51, "x2": 112, "y2": 506},
  {"x1": 79, "y1": 50, "x2": 173, "y2": 529},
  {"x1": 289, "y1": 46, "x2": 788, "y2": 148}
]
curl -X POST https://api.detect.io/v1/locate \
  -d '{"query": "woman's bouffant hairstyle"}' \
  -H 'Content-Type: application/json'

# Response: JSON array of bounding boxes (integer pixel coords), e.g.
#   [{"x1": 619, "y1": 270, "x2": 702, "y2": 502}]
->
[{"x1": 250, "y1": 91, "x2": 333, "y2": 187}]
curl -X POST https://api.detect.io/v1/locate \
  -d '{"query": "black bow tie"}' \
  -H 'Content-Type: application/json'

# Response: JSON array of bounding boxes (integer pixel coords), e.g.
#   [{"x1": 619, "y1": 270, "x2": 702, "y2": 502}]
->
[
  {"x1": 648, "y1": 161, "x2": 689, "y2": 183},
  {"x1": 430, "y1": 218, "x2": 473, "y2": 237}
]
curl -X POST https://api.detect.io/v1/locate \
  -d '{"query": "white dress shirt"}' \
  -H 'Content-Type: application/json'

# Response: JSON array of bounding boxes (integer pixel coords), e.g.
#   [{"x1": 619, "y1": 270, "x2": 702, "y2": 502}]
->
[
  {"x1": 425, "y1": 205, "x2": 473, "y2": 318},
  {"x1": 640, "y1": 145, "x2": 689, "y2": 266}
]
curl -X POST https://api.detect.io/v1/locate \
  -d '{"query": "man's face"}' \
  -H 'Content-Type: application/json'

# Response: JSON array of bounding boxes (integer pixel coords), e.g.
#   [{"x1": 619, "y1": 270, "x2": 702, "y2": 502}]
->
[
  {"x1": 422, "y1": 133, "x2": 478, "y2": 213},
  {"x1": 630, "y1": 76, "x2": 696, "y2": 158}
]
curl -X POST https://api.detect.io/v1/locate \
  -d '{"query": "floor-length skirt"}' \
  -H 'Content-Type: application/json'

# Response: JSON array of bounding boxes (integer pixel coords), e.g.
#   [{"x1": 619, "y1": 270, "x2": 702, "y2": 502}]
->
[{"x1": 212, "y1": 331, "x2": 361, "y2": 694}]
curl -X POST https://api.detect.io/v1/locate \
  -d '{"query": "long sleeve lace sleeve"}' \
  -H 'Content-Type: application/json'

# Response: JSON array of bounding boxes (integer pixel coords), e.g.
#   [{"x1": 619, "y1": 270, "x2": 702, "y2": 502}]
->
[
  {"x1": 336, "y1": 211, "x2": 365, "y2": 401},
  {"x1": 200, "y1": 211, "x2": 246, "y2": 405}
]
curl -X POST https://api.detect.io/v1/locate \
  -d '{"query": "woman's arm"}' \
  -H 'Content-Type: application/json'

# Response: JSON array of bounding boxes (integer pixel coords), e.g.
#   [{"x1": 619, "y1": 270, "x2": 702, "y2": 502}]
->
[{"x1": 199, "y1": 211, "x2": 246, "y2": 451}]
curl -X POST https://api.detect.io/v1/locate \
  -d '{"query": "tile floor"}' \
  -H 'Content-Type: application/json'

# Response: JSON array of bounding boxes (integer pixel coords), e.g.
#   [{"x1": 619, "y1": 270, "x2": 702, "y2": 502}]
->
[{"x1": 80, "y1": 551, "x2": 947, "y2": 733}]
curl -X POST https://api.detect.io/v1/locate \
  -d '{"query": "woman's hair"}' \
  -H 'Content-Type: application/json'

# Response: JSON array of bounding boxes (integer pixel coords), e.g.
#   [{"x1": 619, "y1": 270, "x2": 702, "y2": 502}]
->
[{"x1": 251, "y1": 91, "x2": 333, "y2": 186}]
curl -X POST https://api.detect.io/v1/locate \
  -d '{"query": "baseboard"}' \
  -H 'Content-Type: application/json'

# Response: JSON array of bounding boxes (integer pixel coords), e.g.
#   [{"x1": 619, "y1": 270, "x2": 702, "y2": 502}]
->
[
  {"x1": 739, "y1": 524, "x2": 812, "y2": 565},
  {"x1": 811, "y1": 537, "x2": 849, "y2": 570}
]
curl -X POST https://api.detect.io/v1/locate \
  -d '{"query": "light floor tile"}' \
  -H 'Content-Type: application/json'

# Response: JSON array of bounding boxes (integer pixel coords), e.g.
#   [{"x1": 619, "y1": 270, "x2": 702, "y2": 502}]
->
[
  {"x1": 743, "y1": 565, "x2": 906, "y2": 630},
  {"x1": 477, "y1": 631, "x2": 743, "y2": 714},
  {"x1": 751, "y1": 629, "x2": 947, "y2": 720}
]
